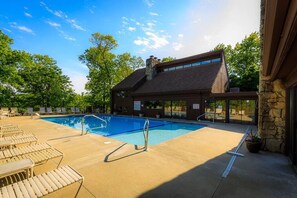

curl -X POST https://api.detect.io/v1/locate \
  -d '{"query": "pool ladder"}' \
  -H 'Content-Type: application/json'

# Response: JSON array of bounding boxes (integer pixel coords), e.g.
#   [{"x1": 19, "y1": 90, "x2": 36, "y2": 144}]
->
[
  {"x1": 143, "y1": 119, "x2": 150, "y2": 151},
  {"x1": 81, "y1": 114, "x2": 108, "y2": 135}
]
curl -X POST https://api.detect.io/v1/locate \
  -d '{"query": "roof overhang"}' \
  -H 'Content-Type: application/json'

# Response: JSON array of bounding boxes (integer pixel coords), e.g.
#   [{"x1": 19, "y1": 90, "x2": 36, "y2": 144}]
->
[{"x1": 262, "y1": 0, "x2": 297, "y2": 87}]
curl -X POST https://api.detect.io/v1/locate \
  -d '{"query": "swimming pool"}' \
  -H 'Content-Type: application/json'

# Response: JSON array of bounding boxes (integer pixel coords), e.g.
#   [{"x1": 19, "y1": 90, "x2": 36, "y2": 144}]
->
[{"x1": 42, "y1": 115, "x2": 204, "y2": 145}]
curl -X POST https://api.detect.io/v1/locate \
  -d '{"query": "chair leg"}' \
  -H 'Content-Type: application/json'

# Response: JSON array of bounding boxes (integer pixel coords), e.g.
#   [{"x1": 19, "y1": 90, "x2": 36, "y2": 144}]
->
[
  {"x1": 57, "y1": 155, "x2": 64, "y2": 167},
  {"x1": 75, "y1": 180, "x2": 84, "y2": 198}
]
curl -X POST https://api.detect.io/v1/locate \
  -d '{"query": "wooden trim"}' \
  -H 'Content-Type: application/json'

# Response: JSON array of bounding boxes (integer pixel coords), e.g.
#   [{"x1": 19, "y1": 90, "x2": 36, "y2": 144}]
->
[
  {"x1": 271, "y1": 1, "x2": 297, "y2": 80},
  {"x1": 262, "y1": 0, "x2": 278, "y2": 76}
]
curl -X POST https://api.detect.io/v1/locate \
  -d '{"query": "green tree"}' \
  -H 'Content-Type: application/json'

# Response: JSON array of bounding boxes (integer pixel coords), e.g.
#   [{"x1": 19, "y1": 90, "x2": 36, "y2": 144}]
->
[
  {"x1": 214, "y1": 32, "x2": 260, "y2": 91},
  {"x1": 0, "y1": 30, "x2": 24, "y2": 107},
  {"x1": 79, "y1": 32, "x2": 143, "y2": 112},
  {"x1": 19, "y1": 54, "x2": 74, "y2": 108},
  {"x1": 161, "y1": 56, "x2": 176, "y2": 63}
]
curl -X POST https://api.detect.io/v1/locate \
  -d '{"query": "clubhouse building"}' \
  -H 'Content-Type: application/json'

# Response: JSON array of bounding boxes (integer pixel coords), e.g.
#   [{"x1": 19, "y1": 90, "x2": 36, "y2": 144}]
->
[{"x1": 111, "y1": 50, "x2": 257, "y2": 124}]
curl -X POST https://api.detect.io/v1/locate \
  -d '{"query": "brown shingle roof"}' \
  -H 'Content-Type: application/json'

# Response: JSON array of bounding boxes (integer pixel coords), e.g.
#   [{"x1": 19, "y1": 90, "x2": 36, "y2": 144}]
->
[
  {"x1": 133, "y1": 63, "x2": 221, "y2": 95},
  {"x1": 112, "y1": 68, "x2": 146, "y2": 91}
]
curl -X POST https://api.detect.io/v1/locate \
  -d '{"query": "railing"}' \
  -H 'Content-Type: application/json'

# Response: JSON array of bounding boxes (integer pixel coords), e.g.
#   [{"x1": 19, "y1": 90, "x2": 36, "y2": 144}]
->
[
  {"x1": 197, "y1": 112, "x2": 215, "y2": 122},
  {"x1": 143, "y1": 119, "x2": 150, "y2": 151},
  {"x1": 81, "y1": 114, "x2": 107, "y2": 135}
]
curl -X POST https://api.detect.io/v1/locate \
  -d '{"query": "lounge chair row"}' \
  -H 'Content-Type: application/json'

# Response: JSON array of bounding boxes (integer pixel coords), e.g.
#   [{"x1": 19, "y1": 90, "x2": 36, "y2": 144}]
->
[
  {"x1": 27, "y1": 107, "x2": 81, "y2": 115},
  {"x1": 0, "y1": 124, "x2": 84, "y2": 197}
]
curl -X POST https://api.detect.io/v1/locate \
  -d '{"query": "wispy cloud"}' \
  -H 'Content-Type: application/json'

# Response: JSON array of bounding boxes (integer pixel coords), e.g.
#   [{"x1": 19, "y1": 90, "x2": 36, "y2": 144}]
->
[
  {"x1": 66, "y1": 19, "x2": 86, "y2": 31},
  {"x1": 57, "y1": 29, "x2": 76, "y2": 41},
  {"x1": 3, "y1": 28, "x2": 11, "y2": 32},
  {"x1": 144, "y1": 0, "x2": 154, "y2": 7},
  {"x1": 10, "y1": 22, "x2": 35, "y2": 35},
  {"x1": 149, "y1": 12, "x2": 158, "y2": 16},
  {"x1": 128, "y1": 27, "x2": 136, "y2": 31},
  {"x1": 24, "y1": 12, "x2": 32, "y2": 18},
  {"x1": 40, "y1": 2, "x2": 86, "y2": 31},
  {"x1": 46, "y1": 21, "x2": 61, "y2": 27}
]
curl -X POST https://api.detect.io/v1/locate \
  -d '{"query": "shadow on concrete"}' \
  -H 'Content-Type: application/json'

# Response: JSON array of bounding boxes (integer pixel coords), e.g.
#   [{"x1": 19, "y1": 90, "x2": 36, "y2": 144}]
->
[
  {"x1": 104, "y1": 143, "x2": 146, "y2": 163},
  {"x1": 138, "y1": 147, "x2": 297, "y2": 198},
  {"x1": 46, "y1": 134, "x2": 82, "y2": 141}
]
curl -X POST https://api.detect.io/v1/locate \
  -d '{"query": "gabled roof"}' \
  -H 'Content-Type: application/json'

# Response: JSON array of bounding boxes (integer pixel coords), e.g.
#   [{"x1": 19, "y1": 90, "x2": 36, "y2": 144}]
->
[
  {"x1": 112, "y1": 68, "x2": 146, "y2": 91},
  {"x1": 133, "y1": 62, "x2": 221, "y2": 95}
]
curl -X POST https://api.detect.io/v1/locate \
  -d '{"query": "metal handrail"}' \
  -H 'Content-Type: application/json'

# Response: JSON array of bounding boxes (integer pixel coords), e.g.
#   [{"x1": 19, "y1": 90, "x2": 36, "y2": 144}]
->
[
  {"x1": 81, "y1": 114, "x2": 107, "y2": 135},
  {"x1": 197, "y1": 112, "x2": 215, "y2": 122},
  {"x1": 143, "y1": 119, "x2": 150, "y2": 151}
]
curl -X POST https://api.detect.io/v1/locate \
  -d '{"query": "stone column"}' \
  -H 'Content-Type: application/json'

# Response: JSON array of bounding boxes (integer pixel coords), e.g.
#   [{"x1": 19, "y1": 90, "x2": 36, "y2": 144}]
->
[{"x1": 258, "y1": 75, "x2": 286, "y2": 153}]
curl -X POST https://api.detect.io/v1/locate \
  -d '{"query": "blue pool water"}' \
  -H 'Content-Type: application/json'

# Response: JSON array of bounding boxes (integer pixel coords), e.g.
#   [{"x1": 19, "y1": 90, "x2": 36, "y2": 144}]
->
[{"x1": 42, "y1": 115, "x2": 204, "y2": 145}]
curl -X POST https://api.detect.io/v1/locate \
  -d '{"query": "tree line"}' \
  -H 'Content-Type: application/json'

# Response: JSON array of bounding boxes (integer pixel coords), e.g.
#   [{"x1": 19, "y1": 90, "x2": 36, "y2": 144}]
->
[{"x1": 0, "y1": 31, "x2": 144, "y2": 113}]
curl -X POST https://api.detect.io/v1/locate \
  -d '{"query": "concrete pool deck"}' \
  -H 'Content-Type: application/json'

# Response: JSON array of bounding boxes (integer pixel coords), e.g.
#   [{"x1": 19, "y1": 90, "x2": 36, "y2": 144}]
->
[{"x1": 0, "y1": 116, "x2": 296, "y2": 197}]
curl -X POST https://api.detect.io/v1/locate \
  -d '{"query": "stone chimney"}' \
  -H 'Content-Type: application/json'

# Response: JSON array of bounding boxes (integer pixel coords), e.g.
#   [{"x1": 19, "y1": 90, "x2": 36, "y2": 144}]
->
[{"x1": 145, "y1": 55, "x2": 160, "y2": 80}]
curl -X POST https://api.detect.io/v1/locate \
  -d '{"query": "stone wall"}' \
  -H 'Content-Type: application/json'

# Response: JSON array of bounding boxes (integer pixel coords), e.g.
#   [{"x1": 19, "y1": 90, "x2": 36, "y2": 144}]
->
[{"x1": 258, "y1": 76, "x2": 286, "y2": 153}]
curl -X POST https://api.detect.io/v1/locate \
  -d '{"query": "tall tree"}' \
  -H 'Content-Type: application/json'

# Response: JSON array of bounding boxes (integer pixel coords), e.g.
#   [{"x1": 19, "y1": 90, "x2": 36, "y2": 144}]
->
[
  {"x1": 79, "y1": 32, "x2": 143, "y2": 112},
  {"x1": 19, "y1": 54, "x2": 74, "y2": 107},
  {"x1": 214, "y1": 32, "x2": 260, "y2": 91}
]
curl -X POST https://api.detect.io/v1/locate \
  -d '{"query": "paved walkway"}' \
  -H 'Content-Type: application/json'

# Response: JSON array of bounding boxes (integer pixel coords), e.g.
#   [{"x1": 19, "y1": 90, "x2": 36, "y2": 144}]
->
[{"x1": 0, "y1": 116, "x2": 296, "y2": 197}]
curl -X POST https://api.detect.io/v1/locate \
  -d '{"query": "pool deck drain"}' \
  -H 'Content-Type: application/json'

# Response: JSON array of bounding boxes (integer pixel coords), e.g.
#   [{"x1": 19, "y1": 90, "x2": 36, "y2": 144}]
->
[{"x1": 1, "y1": 116, "x2": 296, "y2": 198}]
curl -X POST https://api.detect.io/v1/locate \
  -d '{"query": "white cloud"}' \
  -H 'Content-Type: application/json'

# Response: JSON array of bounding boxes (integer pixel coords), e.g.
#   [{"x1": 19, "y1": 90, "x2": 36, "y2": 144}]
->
[
  {"x1": 145, "y1": 32, "x2": 169, "y2": 49},
  {"x1": 24, "y1": 12, "x2": 32, "y2": 18},
  {"x1": 128, "y1": 27, "x2": 136, "y2": 31},
  {"x1": 56, "y1": 29, "x2": 76, "y2": 41},
  {"x1": 149, "y1": 12, "x2": 158, "y2": 16},
  {"x1": 144, "y1": 0, "x2": 154, "y2": 7},
  {"x1": 46, "y1": 21, "x2": 61, "y2": 27},
  {"x1": 10, "y1": 23, "x2": 35, "y2": 35},
  {"x1": 3, "y1": 28, "x2": 11, "y2": 32},
  {"x1": 172, "y1": 42, "x2": 184, "y2": 51},
  {"x1": 17, "y1": 26, "x2": 34, "y2": 34},
  {"x1": 41, "y1": 2, "x2": 86, "y2": 31},
  {"x1": 134, "y1": 37, "x2": 150, "y2": 46},
  {"x1": 66, "y1": 19, "x2": 86, "y2": 31},
  {"x1": 178, "y1": 34, "x2": 184, "y2": 38}
]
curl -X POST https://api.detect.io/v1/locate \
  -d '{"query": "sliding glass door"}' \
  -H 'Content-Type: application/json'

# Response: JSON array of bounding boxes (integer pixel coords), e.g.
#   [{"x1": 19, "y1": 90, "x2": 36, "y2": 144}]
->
[{"x1": 164, "y1": 100, "x2": 187, "y2": 119}]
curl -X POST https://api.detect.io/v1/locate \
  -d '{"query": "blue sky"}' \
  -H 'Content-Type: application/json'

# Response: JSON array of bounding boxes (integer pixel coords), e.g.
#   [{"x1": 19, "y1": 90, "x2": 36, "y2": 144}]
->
[{"x1": 0, "y1": 0, "x2": 260, "y2": 93}]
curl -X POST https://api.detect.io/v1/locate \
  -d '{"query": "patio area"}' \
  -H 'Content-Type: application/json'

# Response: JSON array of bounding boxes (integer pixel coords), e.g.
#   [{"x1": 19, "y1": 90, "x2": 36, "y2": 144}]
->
[{"x1": 1, "y1": 116, "x2": 296, "y2": 198}]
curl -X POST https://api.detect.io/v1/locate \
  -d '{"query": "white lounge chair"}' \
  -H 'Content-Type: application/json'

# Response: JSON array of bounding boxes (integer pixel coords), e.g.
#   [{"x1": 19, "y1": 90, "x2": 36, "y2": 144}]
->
[
  {"x1": 46, "y1": 107, "x2": 53, "y2": 114},
  {"x1": 0, "y1": 160, "x2": 84, "y2": 197},
  {"x1": 61, "y1": 107, "x2": 67, "y2": 114},
  {"x1": 56, "y1": 107, "x2": 62, "y2": 114},
  {"x1": 71, "y1": 107, "x2": 76, "y2": 114},
  {"x1": 0, "y1": 144, "x2": 64, "y2": 167},
  {"x1": 0, "y1": 134, "x2": 38, "y2": 149},
  {"x1": 39, "y1": 107, "x2": 46, "y2": 115},
  {"x1": 27, "y1": 107, "x2": 33, "y2": 116},
  {"x1": 0, "y1": 127, "x2": 24, "y2": 138},
  {"x1": 75, "y1": 107, "x2": 80, "y2": 114}
]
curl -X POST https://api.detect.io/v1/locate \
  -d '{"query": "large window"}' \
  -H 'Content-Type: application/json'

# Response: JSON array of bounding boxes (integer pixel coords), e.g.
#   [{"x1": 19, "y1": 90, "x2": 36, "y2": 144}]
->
[
  {"x1": 164, "y1": 100, "x2": 187, "y2": 119},
  {"x1": 204, "y1": 100, "x2": 226, "y2": 122},
  {"x1": 229, "y1": 100, "x2": 256, "y2": 124},
  {"x1": 144, "y1": 100, "x2": 163, "y2": 110},
  {"x1": 163, "y1": 58, "x2": 221, "y2": 72}
]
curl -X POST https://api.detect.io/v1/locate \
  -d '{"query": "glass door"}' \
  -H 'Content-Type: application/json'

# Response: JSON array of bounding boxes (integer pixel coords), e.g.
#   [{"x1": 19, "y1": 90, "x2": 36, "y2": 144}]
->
[
  {"x1": 164, "y1": 101, "x2": 172, "y2": 118},
  {"x1": 164, "y1": 100, "x2": 187, "y2": 119}
]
